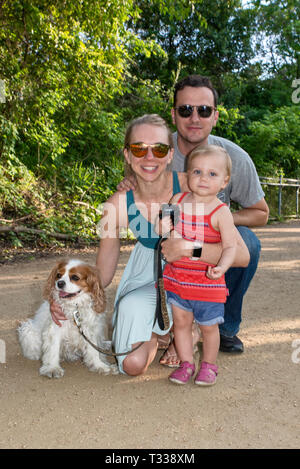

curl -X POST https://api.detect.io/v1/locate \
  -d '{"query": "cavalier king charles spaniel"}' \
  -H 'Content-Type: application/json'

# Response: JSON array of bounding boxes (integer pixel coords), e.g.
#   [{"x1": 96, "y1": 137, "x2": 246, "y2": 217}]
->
[{"x1": 18, "y1": 259, "x2": 118, "y2": 378}]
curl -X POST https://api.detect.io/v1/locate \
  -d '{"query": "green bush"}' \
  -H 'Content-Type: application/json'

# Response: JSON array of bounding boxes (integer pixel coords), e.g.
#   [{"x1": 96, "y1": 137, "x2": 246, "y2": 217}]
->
[
  {"x1": 0, "y1": 151, "x2": 124, "y2": 246},
  {"x1": 240, "y1": 106, "x2": 300, "y2": 178},
  {"x1": 212, "y1": 106, "x2": 244, "y2": 143}
]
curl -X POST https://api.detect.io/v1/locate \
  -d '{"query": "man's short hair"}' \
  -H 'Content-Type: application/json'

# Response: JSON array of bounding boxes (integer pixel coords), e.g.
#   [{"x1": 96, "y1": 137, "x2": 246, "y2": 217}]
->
[{"x1": 174, "y1": 75, "x2": 218, "y2": 108}]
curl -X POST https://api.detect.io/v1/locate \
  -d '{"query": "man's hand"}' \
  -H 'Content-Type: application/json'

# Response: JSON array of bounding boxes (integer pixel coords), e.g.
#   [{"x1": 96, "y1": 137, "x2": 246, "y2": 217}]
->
[
  {"x1": 116, "y1": 174, "x2": 137, "y2": 192},
  {"x1": 161, "y1": 233, "x2": 193, "y2": 263},
  {"x1": 162, "y1": 233, "x2": 224, "y2": 266},
  {"x1": 50, "y1": 301, "x2": 67, "y2": 327}
]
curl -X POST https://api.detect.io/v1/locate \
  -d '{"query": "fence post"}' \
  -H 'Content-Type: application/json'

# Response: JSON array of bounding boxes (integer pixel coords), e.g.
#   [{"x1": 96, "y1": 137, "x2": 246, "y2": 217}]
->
[{"x1": 278, "y1": 175, "x2": 282, "y2": 217}]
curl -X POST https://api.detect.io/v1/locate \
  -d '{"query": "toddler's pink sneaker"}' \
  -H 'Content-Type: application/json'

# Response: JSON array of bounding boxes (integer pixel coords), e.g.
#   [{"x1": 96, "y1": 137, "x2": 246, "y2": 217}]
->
[
  {"x1": 169, "y1": 361, "x2": 195, "y2": 385},
  {"x1": 194, "y1": 361, "x2": 218, "y2": 386}
]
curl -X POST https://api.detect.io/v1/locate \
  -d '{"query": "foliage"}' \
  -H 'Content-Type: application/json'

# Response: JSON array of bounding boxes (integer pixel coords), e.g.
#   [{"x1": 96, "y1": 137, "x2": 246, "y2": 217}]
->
[
  {"x1": 0, "y1": 150, "x2": 124, "y2": 246},
  {"x1": 1, "y1": 0, "x2": 300, "y2": 247},
  {"x1": 127, "y1": 0, "x2": 257, "y2": 94},
  {"x1": 253, "y1": 0, "x2": 300, "y2": 77},
  {"x1": 0, "y1": 0, "x2": 155, "y2": 170},
  {"x1": 212, "y1": 106, "x2": 244, "y2": 143},
  {"x1": 241, "y1": 106, "x2": 300, "y2": 178}
]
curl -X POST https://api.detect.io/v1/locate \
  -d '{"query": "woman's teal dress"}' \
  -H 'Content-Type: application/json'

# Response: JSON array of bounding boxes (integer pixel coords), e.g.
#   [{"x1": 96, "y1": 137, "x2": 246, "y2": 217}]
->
[{"x1": 112, "y1": 172, "x2": 181, "y2": 373}]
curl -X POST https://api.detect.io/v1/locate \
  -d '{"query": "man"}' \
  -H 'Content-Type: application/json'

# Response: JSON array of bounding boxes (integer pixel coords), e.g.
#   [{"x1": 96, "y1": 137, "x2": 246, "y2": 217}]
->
[{"x1": 162, "y1": 75, "x2": 269, "y2": 353}]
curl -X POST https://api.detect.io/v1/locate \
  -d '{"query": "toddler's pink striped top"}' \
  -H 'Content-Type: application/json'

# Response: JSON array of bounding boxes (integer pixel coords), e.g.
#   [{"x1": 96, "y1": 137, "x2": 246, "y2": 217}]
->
[{"x1": 163, "y1": 193, "x2": 228, "y2": 303}]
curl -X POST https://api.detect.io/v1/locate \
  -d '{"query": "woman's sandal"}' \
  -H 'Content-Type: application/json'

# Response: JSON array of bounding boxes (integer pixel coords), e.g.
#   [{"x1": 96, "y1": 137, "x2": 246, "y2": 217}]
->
[
  {"x1": 159, "y1": 341, "x2": 199, "y2": 368},
  {"x1": 159, "y1": 342, "x2": 180, "y2": 368},
  {"x1": 159, "y1": 323, "x2": 201, "y2": 368},
  {"x1": 157, "y1": 333, "x2": 171, "y2": 351}
]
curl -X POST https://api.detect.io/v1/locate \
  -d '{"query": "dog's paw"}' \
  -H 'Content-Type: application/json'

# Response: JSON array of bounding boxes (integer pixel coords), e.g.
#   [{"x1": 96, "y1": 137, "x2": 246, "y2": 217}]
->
[
  {"x1": 88, "y1": 362, "x2": 115, "y2": 375},
  {"x1": 102, "y1": 363, "x2": 119, "y2": 375},
  {"x1": 110, "y1": 364, "x2": 119, "y2": 375},
  {"x1": 39, "y1": 365, "x2": 65, "y2": 379}
]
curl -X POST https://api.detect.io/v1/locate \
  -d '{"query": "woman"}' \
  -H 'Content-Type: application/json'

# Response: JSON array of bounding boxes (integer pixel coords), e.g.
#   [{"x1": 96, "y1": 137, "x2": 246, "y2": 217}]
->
[
  {"x1": 96, "y1": 114, "x2": 249, "y2": 375},
  {"x1": 96, "y1": 114, "x2": 185, "y2": 375}
]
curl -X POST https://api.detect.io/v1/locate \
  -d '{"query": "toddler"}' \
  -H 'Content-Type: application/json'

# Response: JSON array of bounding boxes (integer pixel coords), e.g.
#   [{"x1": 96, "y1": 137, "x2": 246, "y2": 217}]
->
[{"x1": 163, "y1": 144, "x2": 237, "y2": 386}]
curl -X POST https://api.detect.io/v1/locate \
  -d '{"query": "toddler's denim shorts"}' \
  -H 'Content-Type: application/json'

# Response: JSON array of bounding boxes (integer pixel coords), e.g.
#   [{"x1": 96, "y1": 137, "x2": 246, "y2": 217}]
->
[{"x1": 166, "y1": 291, "x2": 224, "y2": 326}]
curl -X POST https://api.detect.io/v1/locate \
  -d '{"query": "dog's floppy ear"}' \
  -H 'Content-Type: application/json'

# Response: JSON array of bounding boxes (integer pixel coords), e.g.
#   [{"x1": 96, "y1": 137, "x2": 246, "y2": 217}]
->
[
  {"x1": 86, "y1": 266, "x2": 105, "y2": 314},
  {"x1": 43, "y1": 260, "x2": 66, "y2": 301}
]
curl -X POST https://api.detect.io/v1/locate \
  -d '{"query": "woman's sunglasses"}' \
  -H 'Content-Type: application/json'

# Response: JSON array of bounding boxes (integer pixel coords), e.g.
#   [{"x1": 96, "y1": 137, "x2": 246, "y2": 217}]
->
[
  {"x1": 127, "y1": 143, "x2": 171, "y2": 159},
  {"x1": 174, "y1": 104, "x2": 216, "y2": 118}
]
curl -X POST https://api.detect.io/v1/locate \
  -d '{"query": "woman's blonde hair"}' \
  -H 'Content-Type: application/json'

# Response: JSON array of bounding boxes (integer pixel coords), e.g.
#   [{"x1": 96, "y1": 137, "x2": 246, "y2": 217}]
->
[
  {"x1": 124, "y1": 114, "x2": 174, "y2": 149},
  {"x1": 187, "y1": 144, "x2": 232, "y2": 177}
]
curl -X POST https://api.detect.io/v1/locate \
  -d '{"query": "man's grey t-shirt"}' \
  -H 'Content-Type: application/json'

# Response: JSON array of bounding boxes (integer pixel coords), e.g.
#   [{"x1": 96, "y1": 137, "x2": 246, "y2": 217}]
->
[{"x1": 171, "y1": 132, "x2": 264, "y2": 208}]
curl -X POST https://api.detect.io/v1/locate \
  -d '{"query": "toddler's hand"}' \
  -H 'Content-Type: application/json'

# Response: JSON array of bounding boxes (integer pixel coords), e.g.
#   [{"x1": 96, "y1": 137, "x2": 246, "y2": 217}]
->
[{"x1": 206, "y1": 265, "x2": 224, "y2": 280}]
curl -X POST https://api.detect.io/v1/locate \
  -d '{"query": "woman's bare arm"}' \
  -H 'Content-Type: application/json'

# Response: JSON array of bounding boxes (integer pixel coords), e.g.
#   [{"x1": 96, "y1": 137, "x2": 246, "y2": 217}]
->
[{"x1": 96, "y1": 192, "x2": 127, "y2": 288}]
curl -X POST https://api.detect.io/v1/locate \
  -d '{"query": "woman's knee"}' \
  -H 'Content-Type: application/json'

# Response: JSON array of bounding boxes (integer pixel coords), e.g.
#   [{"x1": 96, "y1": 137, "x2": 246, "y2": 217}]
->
[
  {"x1": 123, "y1": 353, "x2": 147, "y2": 376},
  {"x1": 122, "y1": 336, "x2": 158, "y2": 376}
]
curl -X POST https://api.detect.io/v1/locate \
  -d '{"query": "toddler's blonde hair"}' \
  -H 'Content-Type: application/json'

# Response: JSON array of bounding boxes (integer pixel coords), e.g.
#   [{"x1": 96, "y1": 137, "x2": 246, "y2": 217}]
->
[{"x1": 187, "y1": 144, "x2": 232, "y2": 177}]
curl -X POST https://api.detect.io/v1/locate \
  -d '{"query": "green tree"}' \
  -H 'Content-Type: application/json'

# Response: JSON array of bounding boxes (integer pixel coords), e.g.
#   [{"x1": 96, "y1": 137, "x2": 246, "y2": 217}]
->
[
  {"x1": 0, "y1": 0, "x2": 161, "y2": 244},
  {"x1": 0, "y1": 0, "x2": 141, "y2": 172},
  {"x1": 127, "y1": 0, "x2": 257, "y2": 96},
  {"x1": 253, "y1": 0, "x2": 300, "y2": 78}
]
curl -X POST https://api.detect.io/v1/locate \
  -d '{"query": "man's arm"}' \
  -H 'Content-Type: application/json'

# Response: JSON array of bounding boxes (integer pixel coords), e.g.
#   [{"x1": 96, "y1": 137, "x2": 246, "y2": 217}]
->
[
  {"x1": 232, "y1": 198, "x2": 269, "y2": 227},
  {"x1": 161, "y1": 227, "x2": 250, "y2": 268}
]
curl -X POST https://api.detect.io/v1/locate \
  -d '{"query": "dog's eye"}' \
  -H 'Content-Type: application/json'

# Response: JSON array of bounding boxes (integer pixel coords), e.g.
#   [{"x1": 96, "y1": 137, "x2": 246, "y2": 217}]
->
[
  {"x1": 71, "y1": 275, "x2": 80, "y2": 281},
  {"x1": 56, "y1": 273, "x2": 62, "y2": 279}
]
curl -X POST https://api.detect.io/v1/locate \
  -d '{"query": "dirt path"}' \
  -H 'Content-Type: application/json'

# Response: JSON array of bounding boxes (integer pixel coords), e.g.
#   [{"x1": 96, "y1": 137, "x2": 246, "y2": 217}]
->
[{"x1": 0, "y1": 221, "x2": 299, "y2": 449}]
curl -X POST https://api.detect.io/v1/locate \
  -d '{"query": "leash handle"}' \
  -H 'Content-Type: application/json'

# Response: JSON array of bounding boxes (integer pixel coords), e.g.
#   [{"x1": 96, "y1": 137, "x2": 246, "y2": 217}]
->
[
  {"x1": 155, "y1": 237, "x2": 170, "y2": 331},
  {"x1": 155, "y1": 203, "x2": 180, "y2": 331}
]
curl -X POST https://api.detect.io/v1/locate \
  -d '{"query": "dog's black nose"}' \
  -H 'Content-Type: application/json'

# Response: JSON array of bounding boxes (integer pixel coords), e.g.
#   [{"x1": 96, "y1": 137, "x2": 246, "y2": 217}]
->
[{"x1": 57, "y1": 280, "x2": 65, "y2": 289}]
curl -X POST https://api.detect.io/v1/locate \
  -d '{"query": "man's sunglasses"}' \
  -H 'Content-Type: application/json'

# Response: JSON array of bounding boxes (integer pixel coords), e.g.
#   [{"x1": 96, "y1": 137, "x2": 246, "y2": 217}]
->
[
  {"x1": 127, "y1": 143, "x2": 171, "y2": 159},
  {"x1": 174, "y1": 104, "x2": 216, "y2": 118}
]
